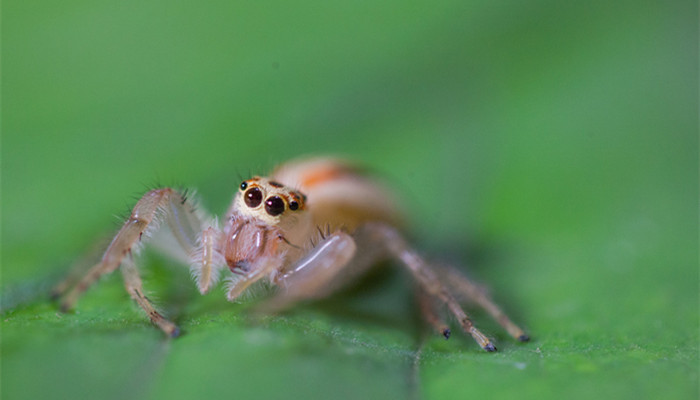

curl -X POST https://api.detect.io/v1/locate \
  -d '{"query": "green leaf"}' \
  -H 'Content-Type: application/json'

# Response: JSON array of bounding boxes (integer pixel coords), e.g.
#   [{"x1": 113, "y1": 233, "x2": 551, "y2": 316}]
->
[{"x1": 2, "y1": 1, "x2": 697, "y2": 399}]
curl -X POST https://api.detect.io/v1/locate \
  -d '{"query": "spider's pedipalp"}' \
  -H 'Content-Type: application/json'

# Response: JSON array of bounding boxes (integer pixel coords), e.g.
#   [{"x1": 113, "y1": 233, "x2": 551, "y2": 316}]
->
[{"x1": 189, "y1": 226, "x2": 226, "y2": 294}]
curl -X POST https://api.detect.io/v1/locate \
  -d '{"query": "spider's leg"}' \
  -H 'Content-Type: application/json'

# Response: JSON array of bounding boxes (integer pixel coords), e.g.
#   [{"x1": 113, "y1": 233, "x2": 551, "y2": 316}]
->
[
  {"x1": 190, "y1": 226, "x2": 226, "y2": 294},
  {"x1": 357, "y1": 222, "x2": 497, "y2": 352},
  {"x1": 225, "y1": 252, "x2": 286, "y2": 301},
  {"x1": 261, "y1": 231, "x2": 358, "y2": 311},
  {"x1": 121, "y1": 253, "x2": 179, "y2": 337},
  {"x1": 51, "y1": 238, "x2": 110, "y2": 300},
  {"x1": 417, "y1": 286, "x2": 451, "y2": 339},
  {"x1": 438, "y1": 265, "x2": 529, "y2": 342},
  {"x1": 58, "y1": 188, "x2": 207, "y2": 336}
]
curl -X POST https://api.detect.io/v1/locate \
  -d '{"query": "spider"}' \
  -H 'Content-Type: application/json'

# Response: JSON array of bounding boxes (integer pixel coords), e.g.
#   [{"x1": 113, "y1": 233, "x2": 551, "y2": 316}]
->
[{"x1": 54, "y1": 156, "x2": 529, "y2": 351}]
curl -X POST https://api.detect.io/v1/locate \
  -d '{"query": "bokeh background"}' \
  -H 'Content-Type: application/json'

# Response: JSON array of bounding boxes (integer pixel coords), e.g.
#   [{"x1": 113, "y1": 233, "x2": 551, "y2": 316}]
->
[{"x1": 2, "y1": 1, "x2": 697, "y2": 399}]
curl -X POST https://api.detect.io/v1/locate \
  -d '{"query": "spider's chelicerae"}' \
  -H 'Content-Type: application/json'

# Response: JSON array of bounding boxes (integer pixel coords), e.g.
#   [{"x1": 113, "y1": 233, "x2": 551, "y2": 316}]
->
[{"x1": 55, "y1": 157, "x2": 529, "y2": 351}]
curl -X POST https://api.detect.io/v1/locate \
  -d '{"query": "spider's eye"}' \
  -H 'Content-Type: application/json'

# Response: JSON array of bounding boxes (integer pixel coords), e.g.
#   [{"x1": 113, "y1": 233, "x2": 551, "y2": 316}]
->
[
  {"x1": 244, "y1": 187, "x2": 262, "y2": 208},
  {"x1": 240, "y1": 181, "x2": 248, "y2": 191},
  {"x1": 264, "y1": 196, "x2": 285, "y2": 216},
  {"x1": 289, "y1": 201, "x2": 299, "y2": 211}
]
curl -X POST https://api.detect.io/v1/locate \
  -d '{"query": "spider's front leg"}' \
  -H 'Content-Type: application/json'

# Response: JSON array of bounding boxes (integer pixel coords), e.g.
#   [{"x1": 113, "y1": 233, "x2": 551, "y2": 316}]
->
[
  {"x1": 56, "y1": 188, "x2": 208, "y2": 337},
  {"x1": 259, "y1": 231, "x2": 358, "y2": 311},
  {"x1": 225, "y1": 252, "x2": 286, "y2": 301},
  {"x1": 260, "y1": 225, "x2": 399, "y2": 311}
]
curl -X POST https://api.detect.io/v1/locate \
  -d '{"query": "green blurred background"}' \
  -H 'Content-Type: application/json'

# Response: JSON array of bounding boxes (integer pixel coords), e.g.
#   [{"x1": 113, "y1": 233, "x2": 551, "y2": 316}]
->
[{"x1": 2, "y1": 1, "x2": 697, "y2": 399}]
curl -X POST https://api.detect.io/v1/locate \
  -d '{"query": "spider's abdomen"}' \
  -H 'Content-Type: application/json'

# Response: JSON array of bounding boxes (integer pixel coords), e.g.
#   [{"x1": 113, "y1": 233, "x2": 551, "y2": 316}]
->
[{"x1": 271, "y1": 157, "x2": 403, "y2": 232}]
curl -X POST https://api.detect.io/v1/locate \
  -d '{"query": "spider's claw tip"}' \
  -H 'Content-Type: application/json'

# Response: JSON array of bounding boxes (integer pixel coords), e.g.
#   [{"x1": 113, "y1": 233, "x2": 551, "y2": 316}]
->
[
  {"x1": 442, "y1": 328, "x2": 451, "y2": 340},
  {"x1": 169, "y1": 327, "x2": 182, "y2": 338},
  {"x1": 518, "y1": 334, "x2": 530, "y2": 342},
  {"x1": 483, "y1": 343, "x2": 497, "y2": 352}
]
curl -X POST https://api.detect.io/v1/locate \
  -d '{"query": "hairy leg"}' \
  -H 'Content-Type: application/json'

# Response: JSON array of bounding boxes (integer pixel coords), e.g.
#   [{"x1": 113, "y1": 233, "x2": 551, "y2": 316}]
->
[
  {"x1": 225, "y1": 253, "x2": 286, "y2": 302},
  {"x1": 121, "y1": 254, "x2": 180, "y2": 337},
  {"x1": 260, "y1": 231, "x2": 358, "y2": 311},
  {"x1": 437, "y1": 265, "x2": 529, "y2": 342},
  {"x1": 417, "y1": 286, "x2": 451, "y2": 339},
  {"x1": 57, "y1": 188, "x2": 206, "y2": 331},
  {"x1": 359, "y1": 222, "x2": 497, "y2": 352},
  {"x1": 189, "y1": 226, "x2": 226, "y2": 294},
  {"x1": 51, "y1": 238, "x2": 111, "y2": 300}
]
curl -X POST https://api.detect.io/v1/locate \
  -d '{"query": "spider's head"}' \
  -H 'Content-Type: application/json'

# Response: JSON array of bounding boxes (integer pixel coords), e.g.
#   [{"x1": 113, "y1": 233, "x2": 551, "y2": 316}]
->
[
  {"x1": 225, "y1": 177, "x2": 309, "y2": 275},
  {"x1": 233, "y1": 177, "x2": 307, "y2": 226}
]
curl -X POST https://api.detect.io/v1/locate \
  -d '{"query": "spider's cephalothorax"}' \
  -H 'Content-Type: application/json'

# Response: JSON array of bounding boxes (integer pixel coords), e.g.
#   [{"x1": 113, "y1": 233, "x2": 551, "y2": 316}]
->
[
  {"x1": 224, "y1": 177, "x2": 311, "y2": 277},
  {"x1": 55, "y1": 156, "x2": 529, "y2": 351}
]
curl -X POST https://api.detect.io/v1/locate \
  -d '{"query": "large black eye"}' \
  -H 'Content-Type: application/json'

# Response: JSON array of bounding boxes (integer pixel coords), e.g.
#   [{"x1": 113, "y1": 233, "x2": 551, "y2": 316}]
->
[
  {"x1": 289, "y1": 201, "x2": 299, "y2": 211},
  {"x1": 265, "y1": 196, "x2": 285, "y2": 216},
  {"x1": 240, "y1": 181, "x2": 248, "y2": 191},
  {"x1": 244, "y1": 187, "x2": 262, "y2": 207}
]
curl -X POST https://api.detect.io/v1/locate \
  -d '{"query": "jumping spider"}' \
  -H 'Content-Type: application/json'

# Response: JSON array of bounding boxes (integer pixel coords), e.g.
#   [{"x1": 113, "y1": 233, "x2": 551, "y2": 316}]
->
[{"x1": 54, "y1": 157, "x2": 529, "y2": 351}]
